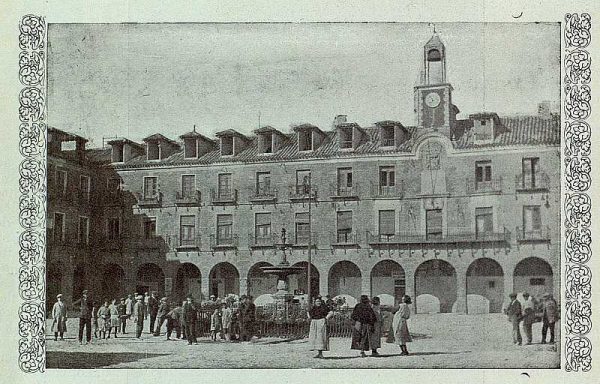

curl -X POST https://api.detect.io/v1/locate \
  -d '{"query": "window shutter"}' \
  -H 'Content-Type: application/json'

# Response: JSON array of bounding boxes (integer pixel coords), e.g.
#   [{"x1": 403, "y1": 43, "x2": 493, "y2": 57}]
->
[
  {"x1": 255, "y1": 213, "x2": 271, "y2": 226},
  {"x1": 295, "y1": 212, "x2": 309, "y2": 223},
  {"x1": 337, "y1": 211, "x2": 352, "y2": 231},
  {"x1": 180, "y1": 215, "x2": 195, "y2": 226},
  {"x1": 217, "y1": 214, "x2": 232, "y2": 226},
  {"x1": 379, "y1": 210, "x2": 395, "y2": 235}
]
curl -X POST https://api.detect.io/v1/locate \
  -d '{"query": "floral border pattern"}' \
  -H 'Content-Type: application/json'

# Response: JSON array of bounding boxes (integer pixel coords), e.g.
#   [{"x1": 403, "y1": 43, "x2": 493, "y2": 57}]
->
[
  {"x1": 564, "y1": 13, "x2": 592, "y2": 372},
  {"x1": 16, "y1": 14, "x2": 593, "y2": 373},
  {"x1": 18, "y1": 14, "x2": 47, "y2": 373}
]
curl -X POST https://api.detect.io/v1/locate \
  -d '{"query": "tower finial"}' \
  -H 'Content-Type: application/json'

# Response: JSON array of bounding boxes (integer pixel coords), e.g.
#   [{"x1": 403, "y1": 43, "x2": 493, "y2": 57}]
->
[
  {"x1": 430, "y1": 22, "x2": 437, "y2": 34},
  {"x1": 193, "y1": 124, "x2": 197, "y2": 133}
]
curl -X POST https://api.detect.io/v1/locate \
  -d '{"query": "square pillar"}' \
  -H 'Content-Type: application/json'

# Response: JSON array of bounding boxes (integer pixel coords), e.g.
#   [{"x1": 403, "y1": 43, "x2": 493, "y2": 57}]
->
[{"x1": 454, "y1": 270, "x2": 467, "y2": 314}]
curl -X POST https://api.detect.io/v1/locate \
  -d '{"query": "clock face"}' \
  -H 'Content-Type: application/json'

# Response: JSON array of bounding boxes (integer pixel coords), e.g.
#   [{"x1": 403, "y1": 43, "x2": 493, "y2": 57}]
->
[{"x1": 425, "y1": 92, "x2": 441, "y2": 108}]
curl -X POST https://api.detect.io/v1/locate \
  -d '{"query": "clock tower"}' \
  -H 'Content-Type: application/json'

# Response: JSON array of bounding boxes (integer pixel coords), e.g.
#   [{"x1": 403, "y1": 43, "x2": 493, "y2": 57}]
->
[{"x1": 414, "y1": 32, "x2": 459, "y2": 137}]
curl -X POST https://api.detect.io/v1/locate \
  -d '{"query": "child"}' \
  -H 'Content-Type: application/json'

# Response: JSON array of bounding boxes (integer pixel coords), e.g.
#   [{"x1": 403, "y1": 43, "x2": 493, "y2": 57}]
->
[
  {"x1": 97, "y1": 301, "x2": 110, "y2": 339},
  {"x1": 210, "y1": 307, "x2": 222, "y2": 341},
  {"x1": 108, "y1": 298, "x2": 120, "y2": 338}
]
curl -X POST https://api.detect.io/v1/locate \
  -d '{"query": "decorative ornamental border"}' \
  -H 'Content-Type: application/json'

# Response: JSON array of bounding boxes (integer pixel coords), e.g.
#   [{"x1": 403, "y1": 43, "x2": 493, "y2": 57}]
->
[
  {"x1": 15, "y1": 14, "x2": 593, "y2": 373},
  {"x1": 563, "y1": 13, "x2": 592, "y2": 372}
]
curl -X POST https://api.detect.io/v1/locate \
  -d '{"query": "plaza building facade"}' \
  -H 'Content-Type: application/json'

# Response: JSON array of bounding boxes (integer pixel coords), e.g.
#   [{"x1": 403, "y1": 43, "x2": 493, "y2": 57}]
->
[{"x1": 47, "y1": 33, "x2": 560, "y2": 314}]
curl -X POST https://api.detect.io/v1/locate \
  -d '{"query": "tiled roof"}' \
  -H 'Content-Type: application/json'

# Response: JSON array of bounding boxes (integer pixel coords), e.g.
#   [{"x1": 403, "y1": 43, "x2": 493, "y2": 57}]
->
[
  {"x1": 143, "y1": 133, "x2": 179, "y2": 146},
  {"x1": 93, "y1": 114, "x2": 558, "y2": 169}
]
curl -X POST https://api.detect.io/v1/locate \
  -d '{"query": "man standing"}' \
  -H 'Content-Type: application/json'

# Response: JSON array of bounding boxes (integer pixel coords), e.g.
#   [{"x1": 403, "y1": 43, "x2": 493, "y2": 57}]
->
[
  {"x1": 125, "y1": 294, "x2": 134, "y2": 321},
  {"x1": 148, "y1": 291, "x2": 159, "y2": 334},
  {"x1": 182, "y1": 296, "x2": 197, "y2": 345},
  {"x1": 521, "y1": 292, "x2": 535, "y2": 345},
  {"x1": 117, "y1": 297, "x2": 127, "y2": 334},
  {"x1": 144, "y1": 292, "x2": 150, "y2": 319},
  {"x1": 542, "y1": 293, "x2": 558, "y2": 344},
  {"x1": 72, "y1": 290, "x2": 93, "y2": 345},
  {"x1": 51, "y1": 294, "x2": 68, "y2": 341},
  {"x1": 154, "y1": 297, "x2": 170, "y2": 336},
  {"x1": 133, "y1": 295, "x2": 145, "y2": 339},
  {"x1": 240, "y1": 295, "x2": 256, "y2": 341},
  {"x1": 505, "y1": 292, "x2": 523, "y2": 346}
]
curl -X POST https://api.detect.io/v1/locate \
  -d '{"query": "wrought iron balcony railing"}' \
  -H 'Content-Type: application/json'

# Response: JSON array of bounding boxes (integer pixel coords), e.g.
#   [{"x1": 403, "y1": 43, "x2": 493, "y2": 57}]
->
[
  {"x1": 331, "y1": 231, "x2": 360, "y2": 246},
  {"x1": 249, "y1": 186, "x2": 278, "y2": 202},
  {"x1": 466, "y1": 177, "x2": 503, "y2": 194},
  {"x1": 210, "y1": 188, "x2": 238, "y2": 205},
  {"x1": 136, "y1": 191, "x2": 163, "y2": 207},
  {"x1": 515, "y1": 172, "x2": 550, "y2": 192},
  {"x1": 173, "y1": 235, "x2": 201, "y2": 250},
  {"x1": 248, "y1": 233, "x2": 278, "y2": 247},
  {"x1": 370, "y1": 181, "x2": 404, "y2": 199},
  {"x1": 516, "y1": 226, "x2": 551, "y2": 242},
  {"x1": 366, "y1": 227, "x2": 511, "y2": 245},
  {"x1": 330, "y1": 182, "x2": 360, "y2": 199},
  {"x1": 210, "y1": 234, "x2": 239, "y2": 249},
  {"x1": 175, "y1": 190, "x2": 202, "y2": 206},
  {"x1": 292, "y1": 231, "x2": 319, "y2": 246},
  {"x1": 289, "y1": 185, "x2": 318, "y2": 201}
]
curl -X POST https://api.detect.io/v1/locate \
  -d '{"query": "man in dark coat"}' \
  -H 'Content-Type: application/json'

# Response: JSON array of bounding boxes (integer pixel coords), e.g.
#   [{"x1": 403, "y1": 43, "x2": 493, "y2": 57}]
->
[
  {"x1": 117, "y1": 298, "x2": 127, "y2": 334},
  {"x1": 147, "y1": 291, "x2": 159, "y2": 334},
  {"x1": 133, "y1": 295, "x2": 145, "y2": 338},
  {"x1": 72, "y1": 290, "x2": 93, "y2": 345},
  {"x1": 350, "y1": 295, "x2": 377, "y2": 357},
  {"x1": 541, "y1": 293, "x2": 558, "y2": 344},
  {"x1": 505, "y1": 292, "x2": 523, "y2": 346},
  {"x1": 153, "y1": 297, "x2": 170, "y2": 336},
  {"x1": 182, "y1": 296, "x2": 197, "y2": 345},
  {"x1": 240, "y1": 295, "x2": 256, "y2": 341}
]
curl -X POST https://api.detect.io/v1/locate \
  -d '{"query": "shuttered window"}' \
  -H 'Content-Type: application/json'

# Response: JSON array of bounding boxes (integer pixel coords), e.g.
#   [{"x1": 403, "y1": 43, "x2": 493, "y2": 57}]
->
[
  {"x1": 144, "y1": 177, "x2": 157, "y2": 198},
  {"x1": 337, "y1": 211, "x2": 352, "y2": 242},
  {"x1": 379, "y1": 210, "x2": 395, "y2": 236},
  {"x1": 475, "y1": 207, "x2": 493, "y2": 238},
  {"x1": 426, "y1": 209, "x2": 443, "y2": 240},
  {"x1": 523, "y1": 206, "x2": 542, "y2": 232},
  {"x1": 522, "y1": 157, "x2": 540, "y2": 188},
  {"x1": 255, "y1": 213, "x2": 271, "y2": 238},
  {"x1": 295, "y1": 212, "x2": 310, "y2": 243},
  {"x1": 180, "y1": 215, "x2": 196, "y2": 244},
  {"x1": 217, "y1": 214, "x2": 233, "y2": 244},
  {"x1": 182, "y1": 175, "x2": 195, "y2": 197}
]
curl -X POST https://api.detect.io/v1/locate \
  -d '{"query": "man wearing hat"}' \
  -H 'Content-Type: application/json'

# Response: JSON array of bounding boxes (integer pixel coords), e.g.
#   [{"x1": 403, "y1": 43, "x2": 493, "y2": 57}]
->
[
  {"x1": 51, "y1": 294, "x2": 67, "y2": 341},
  {"x1": 72, "y1": 290, "x2": 94, "y2": 344},
  {"x1": 504, "y1": 293, "x2": 523, "y2": 346},
  {"x1": 117, "y1": 298, "x2": 128, "y2": 334},
  {"x1": 148, "y1": 291, "x2": 160, "y2": 334},
  {"x1": 541, "y1": 293, "x2": 558, "y2": 344},
  {"x1": 153, "y1": 297, "x2": 171, "y2": 336},
  {"x1": 521, "y1": 292, "x2": 536, "y2": 345},
  {"x1": 133, "y1": 295, "x2": 145, "y2": 339},
  {"x1": 182, "y1": 296, "x2": 197, "y2": 345}
]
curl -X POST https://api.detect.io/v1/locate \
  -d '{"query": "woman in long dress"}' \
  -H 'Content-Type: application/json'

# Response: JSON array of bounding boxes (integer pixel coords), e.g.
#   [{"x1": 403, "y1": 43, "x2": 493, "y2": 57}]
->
[
  {"x1": 51, "y1": 294, "x2": 67, "y2": 341},
  {"x1": 369, "y1": 296, "x2": 384, "y2": 356},
  {"x1": 308, "y1": 297, "x2": 333, "y2": 358},
  {"x1": 392, "y1": 295, "x2": 413, "y2": 355},
  {"x1": 350, "y1": 295, "x2": 377, "y2": 357},
  {"x1": 108, "y1": 298, "x2": 120, "y2": 338}
]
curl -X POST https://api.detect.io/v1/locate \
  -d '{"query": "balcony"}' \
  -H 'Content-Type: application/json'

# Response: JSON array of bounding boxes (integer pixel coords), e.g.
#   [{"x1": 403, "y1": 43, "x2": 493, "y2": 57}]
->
[
  {"x1": 370, "y1": 182, "x2": 404, "y2": 199},
  {"x1": 516, "y1": 226, "x2": 551, "y2": 242},
  {"x1": 289, "y1": 185, "x2": 318, "y2": 201},
  {"x1": 366, "y1": 227, "x2": 511, "y2": 246},
  {"x1": 210, "y1": 189, "x2": 238, "y2": 205},
  {"x1": 136, "y1": 192, "x2": 163, "y2": 208},
  {"x1": 515, "y1": 172, "x2": 550, "y2": 192},
  {"x1": 173, "y1": 235, "x2": 201, "y2": 251},
  {"x1": 210, "y1": 234, "x2": 239, "y2": 249},
  {"x1": 249, "y1": 186, "x2": 278, "y2": 203},
  {"x1": 292, "y1": 231, "x2": 318, "y2": 247},
  {"x1": 331, "y1": 232, "x2": 360, "y2": 246},
  {"x1": 175, "y1": 190, "x2": 202, "y2": 207},
  {"x1": 248, "y1": 233, "x2": 278, "y2": 248},
  {"x1": 330, "y1": 183, "x2": 360, "y2": 200},
  {"x1": 466, "y1": 177, "x2": 503, "y2": 195}
]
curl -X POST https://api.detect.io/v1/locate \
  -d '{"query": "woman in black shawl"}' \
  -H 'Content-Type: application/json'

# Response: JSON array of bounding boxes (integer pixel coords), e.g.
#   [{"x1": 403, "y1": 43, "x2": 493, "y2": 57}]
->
[{"x1": 350, "y1": 295, "x2": 377, "y2": 357}]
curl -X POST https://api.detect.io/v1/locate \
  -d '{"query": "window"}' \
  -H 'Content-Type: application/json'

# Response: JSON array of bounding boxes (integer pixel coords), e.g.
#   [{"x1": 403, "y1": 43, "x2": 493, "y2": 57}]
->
[
  {"x1": 217, "y1": 214, "x2": 233, "y2": 245},
  {"x1": 221, "y1": 136, "x2": 234, "y2": 156},
  {"x1": 336, "y1": 211, "x2": 353, "y2": 243},
  {"x1": 523, "y1": 206, "x2": 542, "y2": 234},
  {"x1": 339, "y1": 128, "x2": 353, "y2": 149},
  {"x1": 381, "y1": 126, "x2": 395, "y2": 147},
  {"x1": 143, "y1": 217, "x2": 156, "y2": 239},
  {"x1": 78, "y1": 216, "x2": 89, "y2": 245},
  {"x1": 184, "y1": 138, "x2": 197, "y2": 158},
  {"x1": 426, "y1": 209, "x2": 443, "y2": 240},
  {"x1": 80, "y1": 175, "x2": 91, "y2": 200},
  {"x1": 480, "y1": 120, "x2": 487, "y2": 126},
  {"x1": 488, "y1": 281, "x2": 496, "y2": 289},
  {"x1": 295, "y1": 212, "x2": 310, "y2": 244},
  {"x1": 255, "y1": 213, "x2": 272, "y2": 241},
  {"x1": 256, "y1": 172, "x2": 271, "y2": 196},
  {"x1": 475, "y1": 207, "x2": 493, "y2": 239},
  {"x1": 522, "y1": 157, "x2": 540, "y2": 189},
  {"x1": 337, "y1": 168, "x2": 353, "y2": 195},
  {"x1": 260, "y1": 134, "x2": 273, "y2": 154},
  {"x1": 56, "y1": 169, "x2": 67, "y2": 195},
  {"x1": 427, "y1": 49, "x2": 441, "y2": 61},
  {"x1": 475, "y1": 160, "x2": 492, "y2": 187},
  {"x1": 180, "y1": 215, "x2": 196, "y2": 247},
  {"x1": 218, "y1": 173, "x2": 232, "y2": 199},
  {"x1": 53, "y1": 212, "x2": 65, "y2": 243},
  {"x1": 107, "y1": 217, "x2": 120, "y2": 240},
  {"x1": 298, "y1": 130, "x2": 312, "y2": 151},
  {"x1": 379, "y1": 166, "x2": 395, "y2": 195},
  {"x1": 378, "y1": 210, "x2": 395, "y2": 239},
  {"x1": 143, "y1": 177, "x2": 158, "y2": 198},
  {"x1": 111, "y1": 144, "x2": 124, "y2": 163},
  {"x1": 296, "y1": 170, "x2": 311, "y2": 195},
  {"x1": 181, "y1": 175, "x2": 195, "y2": 198},
  {"x1": 147, "y1": 142, "x2": 160, "y2": 160}
]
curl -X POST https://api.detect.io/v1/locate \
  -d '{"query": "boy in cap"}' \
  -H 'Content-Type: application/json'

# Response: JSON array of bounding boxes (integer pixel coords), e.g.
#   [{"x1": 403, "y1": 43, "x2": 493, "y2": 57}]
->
[{"x1": 505, "y1": 293, "x2": 523, "y2": 346}]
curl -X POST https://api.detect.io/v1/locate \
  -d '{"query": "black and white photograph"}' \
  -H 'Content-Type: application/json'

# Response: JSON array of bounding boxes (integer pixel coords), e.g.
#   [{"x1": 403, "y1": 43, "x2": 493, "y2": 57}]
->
[{"x1": 41, "y1": 21, "x2": 565, "y2": 369}]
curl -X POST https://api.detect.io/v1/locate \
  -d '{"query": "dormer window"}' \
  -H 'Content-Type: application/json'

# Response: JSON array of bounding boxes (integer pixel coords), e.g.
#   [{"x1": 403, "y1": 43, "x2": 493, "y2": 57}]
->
[
  {"x1": 111, "y1": 143, "x2": 124, "y2": 163},
  {"x1": 147, "y1": 142, "x2": 159, "y2": 160},
  {"x1": 261, "y1": 134, "x2": 273, "y2": 154},
  {"x1": 221, "y1": 136, "x2": 234, "y2": 156},
  {"x1": 298, "y1": 130, "x2": 313, "y2": 151},
  {"x1": 339, "y1": 129, "x2": 353, "y2": 149},
  {"x1": 381, "y1": 126, "x2": 395, "y2": 147},
  {"x1": 255, "y1": 126, "x2": 285, "y2": 155},
  {"x1": 184, "y1": 138, "x2": 197, "y2": 158}
]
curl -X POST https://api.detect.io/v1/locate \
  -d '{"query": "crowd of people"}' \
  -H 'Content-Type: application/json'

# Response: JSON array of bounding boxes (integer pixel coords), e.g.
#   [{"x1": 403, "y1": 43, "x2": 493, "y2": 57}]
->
[{"x1": 504, "y1": 292, "x2": 559, "y2": 346}]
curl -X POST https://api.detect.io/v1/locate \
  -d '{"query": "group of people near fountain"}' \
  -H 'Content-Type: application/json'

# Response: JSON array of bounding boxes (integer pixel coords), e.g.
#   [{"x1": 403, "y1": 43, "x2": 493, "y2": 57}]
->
[{"x1": 308, "y1": 294, "x2": 413, "y2": 358}]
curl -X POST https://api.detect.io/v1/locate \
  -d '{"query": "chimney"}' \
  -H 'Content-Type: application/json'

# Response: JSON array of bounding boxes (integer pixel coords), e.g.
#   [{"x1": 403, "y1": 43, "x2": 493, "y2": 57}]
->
[
  {"x1": 333, "y1": 115, "x2": 348, "y2": 128},
  {"x1": 537, "y1": 101, "x2": 552, "y2": 119}
]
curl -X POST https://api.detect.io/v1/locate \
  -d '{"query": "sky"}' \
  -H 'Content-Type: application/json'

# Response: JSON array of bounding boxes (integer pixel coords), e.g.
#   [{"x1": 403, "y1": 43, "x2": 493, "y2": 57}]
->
[{"x1": 47, "y1": 23, "x2": 560, "y2": 148}]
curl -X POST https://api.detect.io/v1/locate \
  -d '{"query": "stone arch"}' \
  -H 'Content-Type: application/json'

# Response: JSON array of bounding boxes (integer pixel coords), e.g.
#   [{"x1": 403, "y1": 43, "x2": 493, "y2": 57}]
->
[
  {"x1": 466, "y1": 258, "x2": 504, "y2": 313},
  {"x1": 328, "y1": 261, "x2": 362, "y2": 300},
  {"x1": 175, "y1": 263, "x2": 201, "y2": 302},
  {"x1": 514, "y1": 257, "x2": 553, "y2": 300},
  {"x1": 289, "y1": 262, "x2": 319, "y2": 297},
  {"x1": 209, "y1": 262, "x2": 240, "y2": 298},
  {"x1": 247, "y1": 262, "x2": 278, "y2": 299},
  {"x1": 415, "y1": 259, "x2": 457, "y2": 313},
  {"x1": 370, "y1": 260, "x2": 406, "y2": 306},
  {"x1": 136, "y1": 263, "x2": 165, "y2": 296}
]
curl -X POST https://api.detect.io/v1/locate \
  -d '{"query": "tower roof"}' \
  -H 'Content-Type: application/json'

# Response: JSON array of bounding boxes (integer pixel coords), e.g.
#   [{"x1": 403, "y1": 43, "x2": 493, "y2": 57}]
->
[{"x1": 425, "y1": 33, "x2": 444, "y2": 48}]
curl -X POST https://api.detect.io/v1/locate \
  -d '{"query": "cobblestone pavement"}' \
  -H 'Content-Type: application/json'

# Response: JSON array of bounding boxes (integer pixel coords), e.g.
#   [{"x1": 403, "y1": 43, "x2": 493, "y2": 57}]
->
[{"x1": 46, "y1": 314, "x2": 559, "y2": 369}]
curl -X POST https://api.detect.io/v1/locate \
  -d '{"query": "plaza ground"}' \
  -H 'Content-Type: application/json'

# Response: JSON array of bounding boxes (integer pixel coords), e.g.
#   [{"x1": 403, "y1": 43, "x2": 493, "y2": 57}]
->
[{"x1": 46, "y1": 313, "x2": 560, "y2": 369}]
